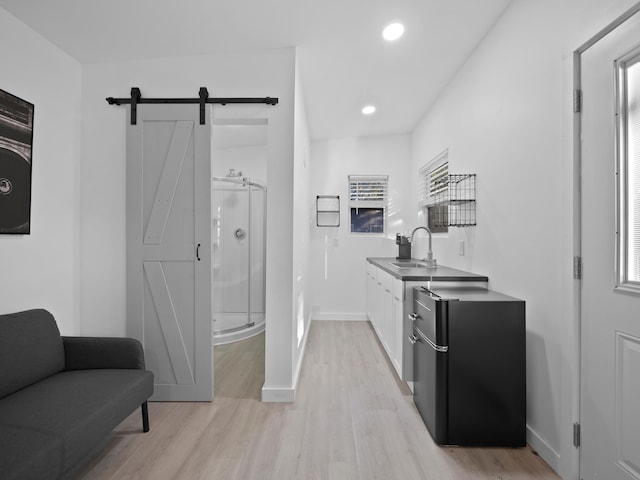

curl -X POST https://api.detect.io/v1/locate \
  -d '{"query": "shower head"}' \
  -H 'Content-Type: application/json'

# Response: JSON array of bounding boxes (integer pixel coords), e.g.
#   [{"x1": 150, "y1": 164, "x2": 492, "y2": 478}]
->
[{"x1": 226, "y1": 169, "x2": 244, "y2": 178}]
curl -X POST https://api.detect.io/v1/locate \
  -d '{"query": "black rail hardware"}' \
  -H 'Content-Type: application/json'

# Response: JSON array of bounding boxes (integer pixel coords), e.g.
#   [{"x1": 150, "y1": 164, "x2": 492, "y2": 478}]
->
[{"x1": 106, "y1": 87, "x2": 278, "y2": 125}]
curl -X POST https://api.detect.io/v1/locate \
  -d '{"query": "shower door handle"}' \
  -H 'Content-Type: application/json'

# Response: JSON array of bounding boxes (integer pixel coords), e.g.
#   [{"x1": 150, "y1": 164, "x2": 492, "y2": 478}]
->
[{"x1": 196, "y1": 243, "x2": 201, "y2": 261}]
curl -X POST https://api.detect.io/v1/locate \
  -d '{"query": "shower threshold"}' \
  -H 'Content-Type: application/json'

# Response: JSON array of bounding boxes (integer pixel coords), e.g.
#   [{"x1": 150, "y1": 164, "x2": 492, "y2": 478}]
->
[
  {"x1": 213, "y1": 321, "x2": 255, "y2": 335},
  {"x1": 212, "y1": 319, "x2": 264, "y2": 346}
]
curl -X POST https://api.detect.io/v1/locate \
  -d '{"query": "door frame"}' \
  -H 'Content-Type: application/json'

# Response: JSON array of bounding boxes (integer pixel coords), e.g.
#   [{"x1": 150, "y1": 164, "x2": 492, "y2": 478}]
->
[{"x1": 572, "y1": 2, "x2": 640, "y2": 478}]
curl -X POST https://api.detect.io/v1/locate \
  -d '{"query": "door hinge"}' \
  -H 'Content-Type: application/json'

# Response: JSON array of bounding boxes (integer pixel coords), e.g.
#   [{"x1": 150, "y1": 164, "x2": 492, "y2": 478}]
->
[
  {"x1": 574, "y1": 89, "x2": 582, "y2": 113},
  {"x1": 573, "y1": 422, "x2": 581, "y2": 448},
  {"x1": 573, "y1": 256, "x2": 582, "y2": 280}
]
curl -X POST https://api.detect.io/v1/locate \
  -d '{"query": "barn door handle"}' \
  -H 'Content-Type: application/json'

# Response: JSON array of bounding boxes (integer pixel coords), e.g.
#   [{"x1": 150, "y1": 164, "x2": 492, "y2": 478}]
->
[{"x1": 196, "y1": 243, "x2": 201, "y2": 261}]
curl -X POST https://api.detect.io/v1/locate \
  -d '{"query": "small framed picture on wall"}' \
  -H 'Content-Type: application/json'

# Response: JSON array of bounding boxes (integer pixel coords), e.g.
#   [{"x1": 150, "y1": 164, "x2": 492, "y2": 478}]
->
[{"x1": 0, "y1": 88, "x2": 34, "y2": 234}]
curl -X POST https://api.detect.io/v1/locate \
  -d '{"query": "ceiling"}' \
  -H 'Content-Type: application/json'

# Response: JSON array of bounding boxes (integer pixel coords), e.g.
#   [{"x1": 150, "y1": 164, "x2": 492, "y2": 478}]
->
[{"x1": 0, "y1": 0, "x2": 512, "y2": 140}]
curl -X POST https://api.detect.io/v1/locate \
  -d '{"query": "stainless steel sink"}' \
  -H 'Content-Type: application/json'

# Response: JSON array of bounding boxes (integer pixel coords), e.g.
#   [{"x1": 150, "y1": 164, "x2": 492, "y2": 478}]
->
[{"x1": 391, "y1": 262, "x2": 428, "y2": 268}]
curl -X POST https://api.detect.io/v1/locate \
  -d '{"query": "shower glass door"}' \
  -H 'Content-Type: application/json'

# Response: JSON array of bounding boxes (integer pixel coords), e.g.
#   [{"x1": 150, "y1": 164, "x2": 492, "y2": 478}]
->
[
  {"x1": 248, "y1": 183, "x2": 265, "y2": 325},
  {"x1": 212, "y1": 179, "x2": 250, "y2": 333}
]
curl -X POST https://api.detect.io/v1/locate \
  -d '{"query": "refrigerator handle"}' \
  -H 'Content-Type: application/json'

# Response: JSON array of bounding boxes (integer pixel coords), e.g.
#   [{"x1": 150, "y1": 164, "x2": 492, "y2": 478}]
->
[
  {"x1": 416, "y1": 299, "x2": 432, "y2": 312},
  {"x1": 414, "y1": 327, "x2": 448, "y2": 353},
  {"x1": 408, "y1": 334, "x2": 418, "y2": 345}
]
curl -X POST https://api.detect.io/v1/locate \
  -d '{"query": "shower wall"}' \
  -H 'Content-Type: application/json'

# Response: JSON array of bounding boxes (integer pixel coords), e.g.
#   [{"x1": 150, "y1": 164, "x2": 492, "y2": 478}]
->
[
  {"x1": 214, "y1": 144, "x2": 267, "y2": 179},
  {"x1": 211, "y1": 123, "x2": 267, "y2": 178}
]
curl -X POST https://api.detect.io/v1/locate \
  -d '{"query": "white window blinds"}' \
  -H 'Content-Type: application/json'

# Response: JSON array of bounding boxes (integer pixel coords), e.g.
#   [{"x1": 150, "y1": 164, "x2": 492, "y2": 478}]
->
[
  {"x1": 419, "y1": 157, "x2": 449, "y2": 207},
  {"x1": 348, "y1": 175, "x2": 388, "y2": 205}
]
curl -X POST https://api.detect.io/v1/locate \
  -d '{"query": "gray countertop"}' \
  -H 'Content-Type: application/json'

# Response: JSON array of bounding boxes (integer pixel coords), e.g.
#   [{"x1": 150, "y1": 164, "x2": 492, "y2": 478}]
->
[{"x1": 367, "y1": 257, "x2": 489, "y2": 282}]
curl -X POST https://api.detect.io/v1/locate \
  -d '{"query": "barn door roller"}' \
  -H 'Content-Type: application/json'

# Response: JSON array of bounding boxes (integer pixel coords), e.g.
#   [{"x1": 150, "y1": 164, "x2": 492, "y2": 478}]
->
[{"x1": 106, "y1": 87, "x2": 278, "y2": 125}]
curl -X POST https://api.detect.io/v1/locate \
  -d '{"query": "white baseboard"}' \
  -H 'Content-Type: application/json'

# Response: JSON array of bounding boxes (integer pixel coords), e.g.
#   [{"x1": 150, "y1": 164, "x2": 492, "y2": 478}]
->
[
  {"x1": 526, "y1": 425, "x2": 561, "y2": 474},
  {"x1": 261, "y1": 387, "x2": 295, "y2": 402},
  {"x1": 312, "y1": 312, "x2": 368, "y2": 321}
]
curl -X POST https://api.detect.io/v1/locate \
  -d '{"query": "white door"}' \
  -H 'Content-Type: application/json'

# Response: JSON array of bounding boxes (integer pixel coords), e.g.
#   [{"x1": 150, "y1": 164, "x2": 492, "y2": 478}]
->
[
  {"x1": 580, "y1": 9, "x2": 640, "y2": 479},
  {"x1": 126, "y1": 104, "x2": 212, "y2": 401}
]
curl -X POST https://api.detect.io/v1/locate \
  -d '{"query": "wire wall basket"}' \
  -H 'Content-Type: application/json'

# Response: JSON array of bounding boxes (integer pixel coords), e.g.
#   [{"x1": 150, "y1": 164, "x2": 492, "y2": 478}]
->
[{"x1": 427, "y1": 174, "x2": 476, "y2": 227}]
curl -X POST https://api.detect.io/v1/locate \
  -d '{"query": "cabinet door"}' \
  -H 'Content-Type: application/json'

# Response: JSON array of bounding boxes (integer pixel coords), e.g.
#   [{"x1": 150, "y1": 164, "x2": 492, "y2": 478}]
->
[
  {"x1": 375, "y1": 279, "x2": 384, "y2": 336},
  {"x1": 370, "y1": 274, "x2": 379, "y2": 330},
  {"x1": 392, "y1": 296, "x2": 403, "y2": 376},
  {"x1": 383, "y1": 286, "x2": 393, "y2": 355},
  {"x1": 365, "y1": 270, "x2": 372, "y2": 321}
]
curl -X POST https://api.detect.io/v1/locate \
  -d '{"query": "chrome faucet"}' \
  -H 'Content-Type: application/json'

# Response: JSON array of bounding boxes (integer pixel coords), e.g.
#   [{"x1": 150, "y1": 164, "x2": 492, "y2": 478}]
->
[{"x1": 410, "y1": 226, "x2": 437, "y2": 268}]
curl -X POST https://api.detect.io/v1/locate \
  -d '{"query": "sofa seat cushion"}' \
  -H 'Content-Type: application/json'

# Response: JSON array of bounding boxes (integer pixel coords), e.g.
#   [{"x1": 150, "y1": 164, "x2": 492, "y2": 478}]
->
[
  {"x1": 0, "y1": 424, "x2": 63, "y2": 480},
  {"x1": 0, "y1": 369, "x2": 153, "y2": 476}
]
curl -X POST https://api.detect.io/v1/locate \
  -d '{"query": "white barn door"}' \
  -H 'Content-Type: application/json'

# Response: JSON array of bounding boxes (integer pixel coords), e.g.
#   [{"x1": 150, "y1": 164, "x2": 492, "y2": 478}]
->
[{"x1": 126, "y1": 104, "x2": 212, "y2": 401}]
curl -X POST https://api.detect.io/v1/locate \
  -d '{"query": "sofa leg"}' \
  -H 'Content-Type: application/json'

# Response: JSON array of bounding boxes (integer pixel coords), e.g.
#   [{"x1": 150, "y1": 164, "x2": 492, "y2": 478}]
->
[{"x1": 141, "y1": 402, "x2": 150, "y2": 433}]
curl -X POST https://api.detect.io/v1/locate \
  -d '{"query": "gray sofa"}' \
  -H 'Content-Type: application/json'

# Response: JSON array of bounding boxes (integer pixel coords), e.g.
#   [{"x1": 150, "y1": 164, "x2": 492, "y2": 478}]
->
[{"x1": 0, "y1": 309, "x2": 154, "y2": 480}]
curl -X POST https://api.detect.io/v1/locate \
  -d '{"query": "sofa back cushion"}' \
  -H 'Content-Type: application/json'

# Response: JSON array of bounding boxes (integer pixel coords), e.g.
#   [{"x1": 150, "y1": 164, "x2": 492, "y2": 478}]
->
[{"x1": 0, "y1": 309, "x2": 65, "y2": 399}]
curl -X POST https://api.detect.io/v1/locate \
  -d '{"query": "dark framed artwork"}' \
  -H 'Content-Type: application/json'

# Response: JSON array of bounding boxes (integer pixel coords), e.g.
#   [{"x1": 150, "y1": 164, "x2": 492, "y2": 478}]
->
[{"x1": 0, "y1": 89, "x2": 34, "y2": 234}]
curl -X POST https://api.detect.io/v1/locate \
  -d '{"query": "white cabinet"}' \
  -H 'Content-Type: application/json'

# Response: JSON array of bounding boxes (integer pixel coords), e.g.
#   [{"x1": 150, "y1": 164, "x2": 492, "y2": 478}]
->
[
  {"x1": 366, "y1": 262, "x2": 404, "y2": 379},
  {"x1": 366, "y1": 260, "x2": 489, "y2": 387}
]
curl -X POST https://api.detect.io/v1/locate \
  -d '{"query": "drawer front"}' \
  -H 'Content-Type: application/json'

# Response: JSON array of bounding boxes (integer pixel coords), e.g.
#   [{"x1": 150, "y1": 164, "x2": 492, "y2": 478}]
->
[{"x1": 411, "y1": 288, "x2": 447, "y2": 345}]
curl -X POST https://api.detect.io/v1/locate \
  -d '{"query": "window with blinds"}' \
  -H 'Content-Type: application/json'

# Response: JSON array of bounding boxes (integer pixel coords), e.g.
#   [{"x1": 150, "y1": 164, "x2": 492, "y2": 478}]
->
[
  {"x1": 419, "y1": 150, "x2": 449, "y2": 205},
  {"x1": 349, "y1": 175, "x2": 388, "y2": 204},
  {"x1": 419, "y1": 152, "x2": 449, "y2": 233},
  {"x1": 348, "y1": 175, "x2": 388, "y2": 234},
  {"x1": 618, "y1": 52, "x2": 640, "y2": 291}
]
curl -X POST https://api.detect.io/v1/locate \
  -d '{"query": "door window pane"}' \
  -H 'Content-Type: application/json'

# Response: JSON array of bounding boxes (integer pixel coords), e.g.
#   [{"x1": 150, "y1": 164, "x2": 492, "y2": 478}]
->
[
  {"x1": 617, "y1": 52, "x2": 640, "y2": 291},
  {"x1": 627, "y1": 59, "x2": 640, "y2": 282}
]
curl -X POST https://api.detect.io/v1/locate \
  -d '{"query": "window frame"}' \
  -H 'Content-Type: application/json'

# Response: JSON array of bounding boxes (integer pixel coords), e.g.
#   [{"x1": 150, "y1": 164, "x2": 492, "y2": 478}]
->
[{"x1": 348, "y1": 175, "x2": 388, "y2": 235}]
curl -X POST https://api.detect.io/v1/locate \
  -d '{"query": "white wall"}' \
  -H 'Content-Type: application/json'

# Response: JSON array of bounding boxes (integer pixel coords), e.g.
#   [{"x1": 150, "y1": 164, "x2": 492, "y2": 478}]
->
[
  {"x1": 0, "y1": 8, "x2": 82, "y2": 334},
  {"x1": 309, "y1": 134, "x2": 411, "y2": 319},
  {"x1": 409, "y1": 0, "x2": 639, "y2": 478},
  {"x1": 291, "y1": 55, "x2": 312, "y2": 393},
  {"x1": 79, "y1": 48, "x2": 299, "y2": 400},
  {"x1": 212, "y1": 143, "x2": 267, "y2": 180}
]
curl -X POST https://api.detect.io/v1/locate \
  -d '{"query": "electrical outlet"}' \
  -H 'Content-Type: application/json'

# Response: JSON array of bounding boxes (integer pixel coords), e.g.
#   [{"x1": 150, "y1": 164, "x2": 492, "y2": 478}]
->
[{"x1": 458, "y1": 240, "x2": 465, "y2": 256}]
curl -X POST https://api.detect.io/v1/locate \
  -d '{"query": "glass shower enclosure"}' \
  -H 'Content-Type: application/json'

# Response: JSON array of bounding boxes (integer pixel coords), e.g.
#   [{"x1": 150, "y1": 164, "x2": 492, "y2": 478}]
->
[{"x1": 211, "y1": 174, "x2": 266, "y2": 344}]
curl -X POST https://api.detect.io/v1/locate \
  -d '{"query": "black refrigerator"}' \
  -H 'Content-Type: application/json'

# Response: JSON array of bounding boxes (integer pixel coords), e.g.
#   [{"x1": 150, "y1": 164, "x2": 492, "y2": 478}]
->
[{"x1": 411, "y1": 286, "x2": 526, "y2": 447}]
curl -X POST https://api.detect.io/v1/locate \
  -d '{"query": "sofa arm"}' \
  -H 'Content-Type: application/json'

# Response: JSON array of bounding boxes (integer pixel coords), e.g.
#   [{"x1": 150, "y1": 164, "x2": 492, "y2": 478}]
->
[{"x1": 62, "y1": 337, "x2": 146, "y2": 370}]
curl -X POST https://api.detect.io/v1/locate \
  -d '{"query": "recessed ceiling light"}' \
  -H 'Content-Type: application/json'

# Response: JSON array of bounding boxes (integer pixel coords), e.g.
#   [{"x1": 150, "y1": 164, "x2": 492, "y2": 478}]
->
[
  {"x1": 362, "y1": 105, "x2": 376, "y2": 115},
  {"x1": 382, "y1": 22, "x2": 405, "y2": 41}
]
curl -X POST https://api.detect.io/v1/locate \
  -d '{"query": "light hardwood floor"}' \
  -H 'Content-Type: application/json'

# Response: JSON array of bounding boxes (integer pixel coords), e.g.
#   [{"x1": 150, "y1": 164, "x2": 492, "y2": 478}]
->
[{"x1": 78, "y1": 321, "x2": 561, "y2": 480}]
